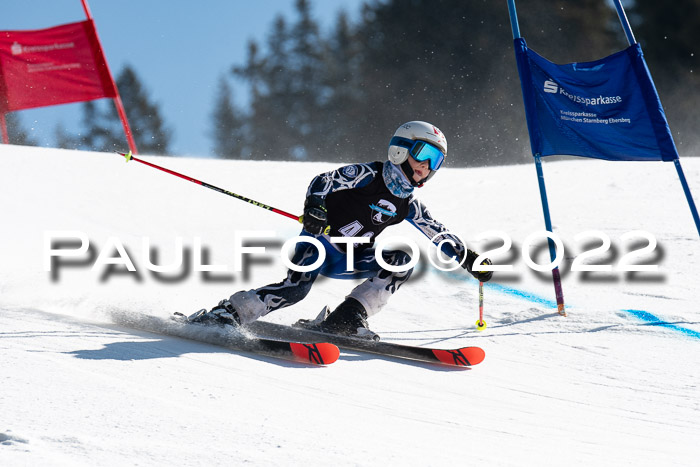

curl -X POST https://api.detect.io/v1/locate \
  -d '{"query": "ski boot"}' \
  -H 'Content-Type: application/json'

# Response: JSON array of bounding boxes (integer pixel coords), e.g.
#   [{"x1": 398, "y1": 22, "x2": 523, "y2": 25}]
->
[
  {"x1": 318, "y1": 298, "x2": 379, "y2": 341},
  {"x1": 187, "y1": 299, "x2": 241, "y2": 327}
]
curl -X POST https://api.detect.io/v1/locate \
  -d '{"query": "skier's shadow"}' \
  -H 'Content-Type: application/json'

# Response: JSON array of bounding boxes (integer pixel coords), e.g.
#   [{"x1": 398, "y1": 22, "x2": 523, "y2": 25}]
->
[
  {"x1": 9, "y1": 307, "x2": 309, "y2": 368},
  {"x1": 65, "y1": 338, "x2": 313, "y2": 368},
  {"x1": 65, "y1": 339, "x2": 207, "y2": 361}
]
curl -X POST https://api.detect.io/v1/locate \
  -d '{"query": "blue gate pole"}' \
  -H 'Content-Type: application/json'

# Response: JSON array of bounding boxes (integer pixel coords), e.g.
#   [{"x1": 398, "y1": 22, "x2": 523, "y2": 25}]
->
[
  {"x1": 674, "y1": 160, "x2": 700, "y2": 236},
  {"x1": 612, "y1": 0, "x2": 636, "y2": 45},
  {"x1": 613, "y1": 0, "x2": 700, "y2": 237},
  {"x1": 534, "y1": 155, "x2": 566, "y2": 315},
  {"x1": 506, "y1": 0, "x2": 521, "y2": 39},
  {"x1": 508, "y1": 0, "x2": 566, "y2": 314}
]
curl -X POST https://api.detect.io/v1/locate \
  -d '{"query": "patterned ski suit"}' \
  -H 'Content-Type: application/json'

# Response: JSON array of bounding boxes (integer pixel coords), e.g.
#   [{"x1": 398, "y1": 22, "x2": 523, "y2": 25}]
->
[{"x1": 229, "y1": 161, "x2": 467, "y2": 324}]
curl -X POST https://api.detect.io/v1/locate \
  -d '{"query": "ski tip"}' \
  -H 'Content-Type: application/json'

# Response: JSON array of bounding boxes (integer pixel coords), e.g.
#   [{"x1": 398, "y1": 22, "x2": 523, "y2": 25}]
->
[
  {"x1": 432, "y1": 346, "x2": 485, "y2": 367},
  {"x1": 289, "y1": 342, "x2": 340, "y2": 365}
]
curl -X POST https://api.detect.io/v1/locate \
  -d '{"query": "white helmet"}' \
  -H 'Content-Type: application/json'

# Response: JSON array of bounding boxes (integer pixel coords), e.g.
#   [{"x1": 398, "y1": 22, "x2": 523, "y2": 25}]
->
[{"x1": 388, "y1": 121, "x2": 447, "y2": 186}]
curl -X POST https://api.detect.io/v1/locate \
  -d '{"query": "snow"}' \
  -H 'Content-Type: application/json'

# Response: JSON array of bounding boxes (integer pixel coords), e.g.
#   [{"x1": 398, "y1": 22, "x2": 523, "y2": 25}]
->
[{"x1": 1, "y1": 143, "x2": 698, "y2": 466}]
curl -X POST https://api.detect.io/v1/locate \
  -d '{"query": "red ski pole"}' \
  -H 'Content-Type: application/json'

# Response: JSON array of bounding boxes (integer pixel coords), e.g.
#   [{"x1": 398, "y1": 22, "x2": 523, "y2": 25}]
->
[
  {"x1": 475, "y1": 281, "x2": 487, "y2": 331},
  {"x1": 117, "y1": 151, "x2": 302, "y2": 222}
]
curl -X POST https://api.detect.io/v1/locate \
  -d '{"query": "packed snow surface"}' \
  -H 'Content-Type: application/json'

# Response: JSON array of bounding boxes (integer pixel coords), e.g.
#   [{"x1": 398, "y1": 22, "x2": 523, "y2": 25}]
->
[{"x1": 1, "y1": 144, "x2": 698, "y2": 466}]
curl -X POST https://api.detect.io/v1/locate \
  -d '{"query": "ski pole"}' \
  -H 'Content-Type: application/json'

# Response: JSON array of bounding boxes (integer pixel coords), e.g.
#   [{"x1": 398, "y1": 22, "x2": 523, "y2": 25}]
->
[
  {"x1": 117, "y1": 151, "x2": 302, "y2": 222},
  {"x1": 475, "y1": 281, "x2": 487, "y2": 331}
]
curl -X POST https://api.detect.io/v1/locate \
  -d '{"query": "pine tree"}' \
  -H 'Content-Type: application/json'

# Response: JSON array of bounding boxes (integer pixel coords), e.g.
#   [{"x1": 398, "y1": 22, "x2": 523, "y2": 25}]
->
[
  {"x1": 317, "y1": 10, "x2": 364, "y2": 162},
  {"x1": 351, "y1": 0, "x2": 619, "y2": 166},
  {"x1": 516, "y1": 0, "x2": 620, "y2": 61},
  {"x1": 233, "y1": 1, "x2": 327, "y2": 161},
  {"x1": 287, "y1": 0, "x2": 325, "y2": 161},
  {"x1": 234, "y1": 17, "x2": 296, "y2": 160},
  {"x1": 354, "y1": 0, "x2": 522, "y2": 165},
  {"x1": 210, "y1": 76, "x2": 247, "y2": 159},
  {"x1": 117, "y1": 65, "x2": 172, "y2": 155},
  {"x1": 628, "y1": 0, "x2": 700, "y2": 75},
  {"x1": 3, "y1": 112, "x2": 36, "y2": 146},
  {"x1": 627, "y1": 0, "x2": 700, "y2": 152},
  {"x1": 65, "y1": 65, "x2": 172, "y2": 154},
  {"x1": 226, "y1": 0, "x2": 627, "y2": 166},
  {"x1": 81, "y1": 100, "x2": 124, "y2": 152}
]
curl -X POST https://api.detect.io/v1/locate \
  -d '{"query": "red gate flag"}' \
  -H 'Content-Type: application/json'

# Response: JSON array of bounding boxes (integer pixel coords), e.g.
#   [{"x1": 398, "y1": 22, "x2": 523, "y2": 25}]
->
[{"x1": 0, "y1": 19, "x2": 117, "y2": 113}]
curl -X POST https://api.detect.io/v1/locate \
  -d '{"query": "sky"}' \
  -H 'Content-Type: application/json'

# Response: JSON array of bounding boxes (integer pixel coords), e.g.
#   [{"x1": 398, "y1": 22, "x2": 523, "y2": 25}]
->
[{"x1": 1, "y1": 0, "x2": 368, "y2": 156}]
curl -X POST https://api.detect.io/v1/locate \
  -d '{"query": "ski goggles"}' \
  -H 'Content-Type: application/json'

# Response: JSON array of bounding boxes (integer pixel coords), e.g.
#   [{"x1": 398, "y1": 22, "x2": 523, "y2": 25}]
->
[{"x1": 390, "y1": 136, "x2": 445, "y2": 171}]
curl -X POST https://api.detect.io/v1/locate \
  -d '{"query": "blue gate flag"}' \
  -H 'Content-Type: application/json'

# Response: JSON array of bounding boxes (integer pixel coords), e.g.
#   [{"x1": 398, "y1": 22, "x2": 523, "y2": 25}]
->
[{"x1": 514, "y1": 38, "x2": 679, "y2": 162}]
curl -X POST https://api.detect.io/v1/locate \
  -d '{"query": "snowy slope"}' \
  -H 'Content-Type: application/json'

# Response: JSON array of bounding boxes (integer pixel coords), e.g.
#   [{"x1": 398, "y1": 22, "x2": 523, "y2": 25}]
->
[{"x1": 1, "y1": 144, "x2": 699, "y2": 466}]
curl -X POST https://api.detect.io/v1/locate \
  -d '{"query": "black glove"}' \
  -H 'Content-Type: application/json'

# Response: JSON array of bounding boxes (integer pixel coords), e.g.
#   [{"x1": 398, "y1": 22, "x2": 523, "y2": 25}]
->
[
  {"x1": 302, "y1": 195, "x2": 328, "y2": 235},
  {"x1": 462, "y1": 249, "x2": 493, "y2": 282}
]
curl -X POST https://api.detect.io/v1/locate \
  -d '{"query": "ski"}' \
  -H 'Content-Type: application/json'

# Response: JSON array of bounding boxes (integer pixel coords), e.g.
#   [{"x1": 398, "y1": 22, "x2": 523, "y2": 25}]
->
[
  {"x1": 246, "y1": 320, "x2": 485, "y2": 367},
  {"x1": 112, "y1": 311, "x2": 339, "y2": 365},
  {"x1": 170, "y1": 312, "x2": 340, "y2": 365}
]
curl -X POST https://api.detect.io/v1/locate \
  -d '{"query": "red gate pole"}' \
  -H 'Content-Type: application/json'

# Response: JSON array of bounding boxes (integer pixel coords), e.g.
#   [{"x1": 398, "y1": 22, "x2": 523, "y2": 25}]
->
[
  {"x1": 0, "y1": 113, "x2": 8, "y2": 144},
  {"x1": 80, "y1": 0, "x2": 138, "y2": 154}
]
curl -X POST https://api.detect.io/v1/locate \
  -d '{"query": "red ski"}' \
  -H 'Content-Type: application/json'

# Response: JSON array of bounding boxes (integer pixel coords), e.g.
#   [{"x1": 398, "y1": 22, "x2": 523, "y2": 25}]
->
[
  {"x1": 170, "y1": 312, "x2": 339, "y2": 365},
  {"x1": 115, "y1": 312, "x2": 340, "y2": 366},
  {"x1": 247, "y1": 320, "x2": 485, "y2": 367}
]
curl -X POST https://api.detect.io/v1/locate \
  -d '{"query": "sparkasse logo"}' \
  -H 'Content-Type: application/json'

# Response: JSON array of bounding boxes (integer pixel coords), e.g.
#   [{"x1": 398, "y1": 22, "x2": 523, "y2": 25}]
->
[
  {"x1": 544, "y1": 79, "x2": 558, "y2": 93},
  {"x1": 543, "y1": 78, "x2": 622, "y2": 107}
]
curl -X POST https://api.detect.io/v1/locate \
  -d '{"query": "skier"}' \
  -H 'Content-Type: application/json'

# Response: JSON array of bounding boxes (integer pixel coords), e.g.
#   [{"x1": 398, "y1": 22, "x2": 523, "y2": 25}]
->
[{"x1": 188, "y1": 121, "x2": 493, "y2": 337}]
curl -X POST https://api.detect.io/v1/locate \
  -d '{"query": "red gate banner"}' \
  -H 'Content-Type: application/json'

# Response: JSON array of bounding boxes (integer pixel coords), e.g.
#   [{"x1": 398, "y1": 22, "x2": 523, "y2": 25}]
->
[{"x1": 0, "y1": 20, "x2": 117, "y2": 113}]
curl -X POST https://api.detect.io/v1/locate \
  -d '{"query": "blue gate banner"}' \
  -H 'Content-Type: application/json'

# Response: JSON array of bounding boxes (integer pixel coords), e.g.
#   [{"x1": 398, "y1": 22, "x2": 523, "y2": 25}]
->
[{"x1": 514, "y1": 38, "x2": 678, "y2": 161}]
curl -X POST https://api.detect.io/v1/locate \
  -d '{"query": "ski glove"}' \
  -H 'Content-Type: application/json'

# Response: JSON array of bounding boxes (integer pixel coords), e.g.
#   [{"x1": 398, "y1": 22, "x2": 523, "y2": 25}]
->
[
  {"x1": 462, "y1": 249, "x2": 493, "y2": 282},
  {"x1": 302, "y1": 195, "x2": 329, "y2": 235}
]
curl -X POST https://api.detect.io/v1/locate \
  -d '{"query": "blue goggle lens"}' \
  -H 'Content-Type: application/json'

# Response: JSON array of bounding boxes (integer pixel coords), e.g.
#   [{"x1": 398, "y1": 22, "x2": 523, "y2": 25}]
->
[
  {"x1": 390, "y1": 136, "x2": 445, "y2": 171},
  {"x1": 409, "y1": 140, "x2": 445, "y2": 171},
  {"x1": 389, "y1": 136, "x2": 445, "y2": 170}
]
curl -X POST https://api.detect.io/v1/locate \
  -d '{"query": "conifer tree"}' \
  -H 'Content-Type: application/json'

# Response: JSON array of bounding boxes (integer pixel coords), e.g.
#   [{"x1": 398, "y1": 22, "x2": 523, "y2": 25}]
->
[
  {"x1": 117, "y1": 65, "x2": 172, "y2": 155},
  {"x1": 64, "y1": 65, "x2": 172, "y2": 154},
  {"x1": 233, "y1": 18, "x2": 295, "y2": 160},
  {"x1": 232, "y1": 1, "x2": 326, "y2": 161},
  {"x1": 317, "y1": 10, "x2": 364, "y2": 162},
  {"x1": 627, "y1": 0, "x2": 700, "y2": 150},
  {"x1": 4, "y1": 112, "x2": 36, "y2": 146},
  {"x1": 211, "y1": 76, "x2": 247, "y2": 159},
  {"x1": 227, "y1": 0, "x2": 676, "y2": 166}
]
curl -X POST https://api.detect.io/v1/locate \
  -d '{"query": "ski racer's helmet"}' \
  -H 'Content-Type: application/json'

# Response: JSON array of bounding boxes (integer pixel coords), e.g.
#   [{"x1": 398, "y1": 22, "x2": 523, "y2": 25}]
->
[{"x1": 387, "y1": 121, "x2": 447, "y2": 186}]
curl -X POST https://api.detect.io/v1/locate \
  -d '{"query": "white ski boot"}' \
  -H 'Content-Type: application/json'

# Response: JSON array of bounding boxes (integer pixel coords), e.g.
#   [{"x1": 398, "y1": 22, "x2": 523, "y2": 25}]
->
[{"x1": 187, "y1": 299, "x2": 241, "y2": 326}]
